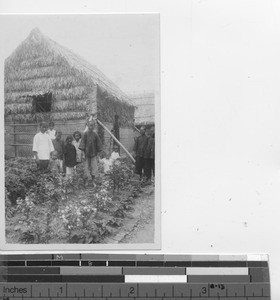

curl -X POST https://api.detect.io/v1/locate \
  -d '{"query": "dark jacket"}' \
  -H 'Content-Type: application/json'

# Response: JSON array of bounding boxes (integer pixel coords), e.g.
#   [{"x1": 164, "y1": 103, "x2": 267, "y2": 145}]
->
[
  {"x1": 52, "y1": 139, "x2": 64, "y2": 160},
  {"x1": 79, "y1": 131, "x2": 102, "y2": 158},
  {"x1": 133, "y1": 135, "x2": 148, "y2": 157},
  {"x1": 64, "y1": 144, "x2": 77, "y2": 168},
  {"x1": 144, "y1": 135, "x2": 155, "y2": 159}
]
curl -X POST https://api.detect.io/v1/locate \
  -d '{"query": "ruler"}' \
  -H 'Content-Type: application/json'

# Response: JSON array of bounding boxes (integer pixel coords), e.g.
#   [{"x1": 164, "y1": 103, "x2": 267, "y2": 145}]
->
[{"x1": 0, "y1": 254, "x2": 270, "y2": 300}]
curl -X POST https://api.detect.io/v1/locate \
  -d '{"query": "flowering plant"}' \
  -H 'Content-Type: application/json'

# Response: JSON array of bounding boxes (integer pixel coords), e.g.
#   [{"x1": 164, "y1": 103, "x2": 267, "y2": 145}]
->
[
  {"x1": 16, "y1": 196, "x2": 53, "y2": 243},
  {"x1": 107, "y1": 160, "x2": 134, "y2": 193},
  {"x1": 95, "y1": 178, "x2": 113, "y2": 212},
  {"x1": 58, "y1": 200, "x2": 97, "y2": 241}
]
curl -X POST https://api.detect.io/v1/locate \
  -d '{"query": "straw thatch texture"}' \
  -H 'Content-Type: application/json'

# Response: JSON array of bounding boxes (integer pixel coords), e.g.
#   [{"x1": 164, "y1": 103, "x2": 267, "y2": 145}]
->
[
  {"x1": 129, "y1": 92, "x2": 155, "y2": 125},
  {"x1": 5, "y1": 28, "x2": 134, "y2": 124},
  {"x1": 5, "y1": 86, "x2": 91, "y2": 103},
  {"x1": 97, "y1": 89, "x2": 134, "y2": 127}
]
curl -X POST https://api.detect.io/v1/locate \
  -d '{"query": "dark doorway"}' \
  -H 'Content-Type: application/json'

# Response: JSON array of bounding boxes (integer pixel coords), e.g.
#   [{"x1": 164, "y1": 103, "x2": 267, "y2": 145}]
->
[{"x1": 32, "y1": 93, "x2": 52, "y2": 113}]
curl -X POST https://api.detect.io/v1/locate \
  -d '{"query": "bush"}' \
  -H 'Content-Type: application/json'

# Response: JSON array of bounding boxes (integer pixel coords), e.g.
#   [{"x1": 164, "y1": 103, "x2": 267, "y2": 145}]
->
[
  {"x1": 5, "y1": 158, "x2": 39, "y2": 205},
  {"x1": 6, "y1": 156, "x2": 141, "y2": 244},
  {"x1": 107, "y1": 159, "x2": 134, "y2": 193},
  {"x1": 16, "y1": 196, "x2": 56, "y2": 244}
]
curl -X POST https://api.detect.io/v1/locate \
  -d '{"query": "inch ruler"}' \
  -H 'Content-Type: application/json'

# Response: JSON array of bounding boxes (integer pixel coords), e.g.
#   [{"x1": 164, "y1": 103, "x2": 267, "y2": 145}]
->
[{"x1": 0, "y1": 254, "x2": 270, "y2": 300}]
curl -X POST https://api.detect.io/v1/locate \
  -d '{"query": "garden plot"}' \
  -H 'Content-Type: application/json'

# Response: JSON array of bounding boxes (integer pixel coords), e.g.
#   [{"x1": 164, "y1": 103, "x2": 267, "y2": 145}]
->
[{"x1": 5, "y1": 157, "x2": 153, "y2": 244}]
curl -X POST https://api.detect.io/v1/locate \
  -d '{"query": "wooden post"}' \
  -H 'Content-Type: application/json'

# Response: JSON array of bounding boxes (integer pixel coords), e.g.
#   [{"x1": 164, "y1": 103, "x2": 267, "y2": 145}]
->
[
  {"x1": 113, "y1": 114, "x2": 120, "y2": 152},
  {"x1": 97, "y1": 119, "x2": 136, "y2": 164}
]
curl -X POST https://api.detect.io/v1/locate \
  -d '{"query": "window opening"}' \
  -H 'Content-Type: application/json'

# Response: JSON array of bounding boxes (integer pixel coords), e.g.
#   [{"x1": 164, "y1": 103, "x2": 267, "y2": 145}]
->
[{"x1": 32, "y1": 93, "x2": 52, "y2": 113}]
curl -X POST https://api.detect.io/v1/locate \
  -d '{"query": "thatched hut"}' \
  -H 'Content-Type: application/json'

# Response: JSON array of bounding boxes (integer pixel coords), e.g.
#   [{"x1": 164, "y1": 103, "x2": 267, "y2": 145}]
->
[
  {"x1": 4, "y1": 28, "x2": 136, "y2": 157},
  {"x1": 129, "y1": 92, "x2": 155, "y2": 128}
]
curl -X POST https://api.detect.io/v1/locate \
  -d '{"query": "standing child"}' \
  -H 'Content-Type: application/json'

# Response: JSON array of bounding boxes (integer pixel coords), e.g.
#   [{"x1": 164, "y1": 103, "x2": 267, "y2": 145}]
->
[
  {"x1": 33, "y1": 122, "x2": 54, "y2": 171},
  {"x1": 47, "y1": 122, "x2": 56, "y2": 140},
  {"x1": 64, "y1": 135, "x2": 77, "y2": 177},
  {"x1": 49, "y1": 150, "x2": 61, "y2": 173},
  {"x1": 52, "y1": 131, "x2": 64, "y2": 171},
  {"x1": 84, "y1": 113, "x2": 97, "y2": 133},
  {"x1": 72, "y1": 131, "x2": 84, "y2": 164},
  {"x1": 100, "y1": 152, "x2": 112, "y2": 173},
  {"x1": 110, "y1": 145, "x2": 120, "y2": 162}
]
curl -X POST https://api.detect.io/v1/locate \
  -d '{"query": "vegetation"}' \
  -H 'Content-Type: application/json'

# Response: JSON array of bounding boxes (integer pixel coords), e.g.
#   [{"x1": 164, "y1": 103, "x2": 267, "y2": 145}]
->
[{"x1": 5, "y1": 157, "x2": 142, "y2": 244}]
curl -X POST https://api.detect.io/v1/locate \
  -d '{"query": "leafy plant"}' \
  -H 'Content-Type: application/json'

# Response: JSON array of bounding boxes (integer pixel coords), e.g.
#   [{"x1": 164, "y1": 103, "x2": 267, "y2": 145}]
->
[
  {"x1": 107, "y1": 160, "x2": 134, "y2": 193},
  {"x1": 5, "y1": 157, "x2": 39, "y2": 205},
  {"x1": 17, "y1": 196, "x2": 55, "y2": 244},
  {"x1": 107, "y1": 217, "x2": 123, "y2": 228},
  {"x1": 58, "y1": 200, "x2": 98, "y2": 243},
  {"x1": 5, "y1": 155, "x2": 142, "y2": 244},
  {"x1": 94, "y1": 178, "x2": 113, "y2": 212}
]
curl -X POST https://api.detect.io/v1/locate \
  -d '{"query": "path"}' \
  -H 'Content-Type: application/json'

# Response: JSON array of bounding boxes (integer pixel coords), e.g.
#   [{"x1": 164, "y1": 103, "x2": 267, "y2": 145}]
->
[{"x1": 103, "y1": 184, "x2": 155, "y2": 244}]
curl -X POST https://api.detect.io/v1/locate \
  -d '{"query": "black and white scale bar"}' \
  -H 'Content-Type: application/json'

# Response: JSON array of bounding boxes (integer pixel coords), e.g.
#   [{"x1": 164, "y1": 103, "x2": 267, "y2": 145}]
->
[
  {"x1": 1, "y1": 275, "x2": 125, "y2": 282},
  {"x1": 0, "y1": 260, "x2": 269, "y2": 268},
  {"x1": 0, "y1": 267, "x2": 252, "y2": 275},
  {"x1": 0, "y1": 274, "x2": 263, "y2": 283},
  {"x1": 0, "y1": 282, "x2": 271, "y2": 298}
]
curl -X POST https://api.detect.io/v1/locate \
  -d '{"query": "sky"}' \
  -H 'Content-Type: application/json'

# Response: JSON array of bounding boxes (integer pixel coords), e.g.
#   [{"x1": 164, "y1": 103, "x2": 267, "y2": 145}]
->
[{"x1": 0, "y1": 14, "x2": 160, "y2": 94}]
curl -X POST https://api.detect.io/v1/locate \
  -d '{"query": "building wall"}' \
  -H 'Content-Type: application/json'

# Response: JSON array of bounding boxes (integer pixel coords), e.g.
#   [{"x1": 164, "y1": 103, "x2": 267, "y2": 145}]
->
[
  {"x1": 5, "y1": 119, "x2": 137, "y2": 159},
  {"x1": 102, "y1": 122, "x2": 138, "y2": 156},
  {"x1": 128, "y1": 92, "x2": 155, "y2": 125}
]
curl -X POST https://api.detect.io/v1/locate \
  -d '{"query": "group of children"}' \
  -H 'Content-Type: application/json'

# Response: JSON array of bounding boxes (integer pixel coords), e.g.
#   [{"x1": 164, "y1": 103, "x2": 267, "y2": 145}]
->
[
  {"x1": 33, "y1": 120, "x2": 155, "y2": 185},
  {"x1": 36, "y1": 122, "x2": 85, "y2": 176},
  {"x1": 33, "y1": 121, "x2": 121, "y2": 181},
  {"x1": 100, "y1": 144, "x2": 120, "y2": 173}
]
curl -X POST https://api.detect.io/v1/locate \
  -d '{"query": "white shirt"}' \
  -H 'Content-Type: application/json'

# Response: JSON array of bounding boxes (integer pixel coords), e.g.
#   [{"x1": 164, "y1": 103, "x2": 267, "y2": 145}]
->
[
  {"x1": 101, "y1": 158, "x2": 112, "y2": 173},
  {"x1": 110, "y1": 151, "x2": 120, "y2": 161},
  {"x1": 33, "y1": 132, "x2": 54, "y2": 160},
  {"x1": 47, "y1": 129, "x2": 56, "y2": 140}
]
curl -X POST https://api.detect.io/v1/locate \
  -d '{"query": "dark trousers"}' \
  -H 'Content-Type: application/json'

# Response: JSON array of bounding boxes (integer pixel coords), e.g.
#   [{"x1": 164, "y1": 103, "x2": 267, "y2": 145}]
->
[
  {"x1": 37, "y1": 160, "x2": 50, "y2": 171},
  {"x1": 135, "y1": 156, "x2": 145, "y2": 177},
  {"x1": 144, "y1": 158, "x2": 155, "y2": 180}
]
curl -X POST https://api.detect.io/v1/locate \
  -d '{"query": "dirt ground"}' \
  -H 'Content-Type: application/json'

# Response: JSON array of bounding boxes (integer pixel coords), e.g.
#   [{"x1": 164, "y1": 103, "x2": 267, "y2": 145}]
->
[{"x1": 104, "y1": 184, "x2": 155, "y2": 244}]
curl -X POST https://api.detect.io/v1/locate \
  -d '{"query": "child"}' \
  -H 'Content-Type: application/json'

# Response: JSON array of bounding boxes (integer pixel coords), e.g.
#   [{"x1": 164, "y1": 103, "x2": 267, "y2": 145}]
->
[
  {"x1": 72, "y1": 131, "x2": 84, "y2": 164},
  {"x1": 49, "y1": 150, "x2": 61, "y2": 173},
  {"x1": 100, "y1": 152, "x2": 112, "y2": 173},
  {"x1": 64, "y1": 135, "x2": 77, "y2": 177},
  {"x1": 52, "y1": 131, "x2": 64, "y2": 171},
  {"x1": 33, "y1": 122, "x2": 54, "y2": 171},
  {"x1": 110, "y1": 145, "x2": 120, "y2": 162},
  {"x1": 84, "y1": 113, "x2": 97, "y2": 133},
  {"x1": 47, "y1": 122, "x2": 56, "y2": 140}
]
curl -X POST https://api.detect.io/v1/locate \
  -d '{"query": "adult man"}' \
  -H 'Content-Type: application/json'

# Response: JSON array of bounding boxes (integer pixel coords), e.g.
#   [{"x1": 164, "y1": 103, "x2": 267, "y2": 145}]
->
[
  {"x1": 133, "y1": 126, "x2": 148, "y2": 179},
  {"x1": 79, "y1": 121, "x2": 102, "y2": 185},
  {"x1": 144, "y1": 126, "x2": 155, "y2": 182},
  {"x1": 33, "y1": 122, "x2": 54, "y2": 170}
]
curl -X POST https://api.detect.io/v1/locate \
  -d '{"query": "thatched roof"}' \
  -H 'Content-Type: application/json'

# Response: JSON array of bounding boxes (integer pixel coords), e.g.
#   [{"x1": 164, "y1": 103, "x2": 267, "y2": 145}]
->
[
  {"x1": 129, "y1": 92, "x2": 155, "y2": 125},
  {"x1": 5, "y1": 28, "x2": 132, "y2": 105}
]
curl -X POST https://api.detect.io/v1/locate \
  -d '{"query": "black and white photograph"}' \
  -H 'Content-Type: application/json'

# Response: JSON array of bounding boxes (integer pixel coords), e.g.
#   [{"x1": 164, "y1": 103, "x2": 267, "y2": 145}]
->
[{"x1": 1, "y1": 14, "x2": 160, "y2": 249}]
